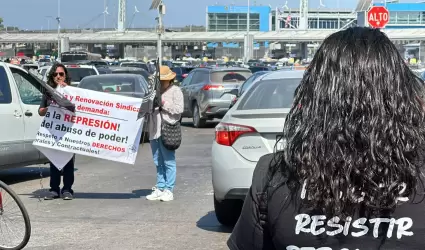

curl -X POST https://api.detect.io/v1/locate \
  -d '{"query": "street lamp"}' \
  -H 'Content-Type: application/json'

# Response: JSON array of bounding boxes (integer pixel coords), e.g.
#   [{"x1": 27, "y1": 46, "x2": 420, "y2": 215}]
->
[
  {"x1": 150, "y1": 0, "x2": 165, "y2": 66},
  {"x1": 56, "y1": 17, "x2": 61, "y2": 60},
  {"x1": 245, "y1": 0, "x2": 250, "y2": 63},
  {"x1": 56, "y1": 0, "x2": 61, "y2": 61}
]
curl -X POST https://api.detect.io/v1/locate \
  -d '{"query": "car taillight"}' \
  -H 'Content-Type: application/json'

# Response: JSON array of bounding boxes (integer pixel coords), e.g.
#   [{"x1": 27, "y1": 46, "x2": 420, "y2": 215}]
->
[
  {"x1": 67, "y1": 65, "x2": 80, "y2": 68},
  {"x1": 203, "y1": 84, "x2": 224, "y2": 91},
  {"x1": 215, "y1": 122, "x2": 257, "y2": 146}
]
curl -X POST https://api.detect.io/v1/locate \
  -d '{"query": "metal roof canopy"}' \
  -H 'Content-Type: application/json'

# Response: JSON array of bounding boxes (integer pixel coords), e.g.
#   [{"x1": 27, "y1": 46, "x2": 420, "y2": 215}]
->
[{"x1": 2, "y1": 29, "x2": 425, "y2": 43}]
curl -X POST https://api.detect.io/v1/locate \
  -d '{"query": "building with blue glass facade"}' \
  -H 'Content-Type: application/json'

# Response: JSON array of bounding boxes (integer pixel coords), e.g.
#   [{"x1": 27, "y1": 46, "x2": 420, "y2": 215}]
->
[
  {"x1": 206, "y1": 5, "x2": 272, "y2": 32},
  {"x1": 373, "y1": 2, "x2": 425, "y2": 28}
]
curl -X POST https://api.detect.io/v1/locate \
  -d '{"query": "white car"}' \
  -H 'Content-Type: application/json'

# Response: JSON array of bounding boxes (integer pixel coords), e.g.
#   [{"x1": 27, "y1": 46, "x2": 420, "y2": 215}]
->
[
  {"x1": 41, "y1": 64, "x2": 99, "y2": 86},
  {"x1": 0, "y1": 62, "x2": 49, "y2": 169},
  {"x1": 211, "y1": 69, "x2": 304, "y2": 226},
  {"x1": 38, "y1": 65, "x2": 51, "y2": 79},
  {"x1": 65, "y1": 64, "x2": 99, "y2": 86}
]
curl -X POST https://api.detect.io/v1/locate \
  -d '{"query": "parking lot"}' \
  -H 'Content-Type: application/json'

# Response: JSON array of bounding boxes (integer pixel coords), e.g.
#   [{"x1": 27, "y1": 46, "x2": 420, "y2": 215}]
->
[{"x1": 1, "y1": 119, "x2": 231, "y2": 250}]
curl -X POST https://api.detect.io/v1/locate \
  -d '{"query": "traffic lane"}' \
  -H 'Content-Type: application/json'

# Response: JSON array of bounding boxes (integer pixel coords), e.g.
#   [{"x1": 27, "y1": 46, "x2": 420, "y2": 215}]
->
[{"x1": 7, "y1": 119, "x2": 233, "y2": 250}]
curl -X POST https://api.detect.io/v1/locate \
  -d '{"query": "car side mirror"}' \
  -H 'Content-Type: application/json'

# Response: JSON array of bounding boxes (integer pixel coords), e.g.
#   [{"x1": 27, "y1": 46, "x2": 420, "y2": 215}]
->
[{"x1": 228, "y1": 89, "x2": 238, "y2": 96}]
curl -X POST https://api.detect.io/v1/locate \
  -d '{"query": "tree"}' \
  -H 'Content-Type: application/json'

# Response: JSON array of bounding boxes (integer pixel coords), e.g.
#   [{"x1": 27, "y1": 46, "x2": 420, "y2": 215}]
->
[{"x1": 0, "y1": 17, "x2": 3, "y2": 27}]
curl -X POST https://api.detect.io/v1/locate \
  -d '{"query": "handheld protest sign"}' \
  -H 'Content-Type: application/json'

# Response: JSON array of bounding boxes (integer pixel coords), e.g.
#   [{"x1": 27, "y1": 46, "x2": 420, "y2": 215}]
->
[{"x1": 33, "y1": 86, "x2": 145, "y2": 167}]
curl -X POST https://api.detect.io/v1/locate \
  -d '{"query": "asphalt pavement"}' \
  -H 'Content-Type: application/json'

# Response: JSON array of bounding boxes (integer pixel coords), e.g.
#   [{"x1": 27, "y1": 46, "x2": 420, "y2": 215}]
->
[{"x1": 1, "y1": 119, "x2": 232, "y2": 250}]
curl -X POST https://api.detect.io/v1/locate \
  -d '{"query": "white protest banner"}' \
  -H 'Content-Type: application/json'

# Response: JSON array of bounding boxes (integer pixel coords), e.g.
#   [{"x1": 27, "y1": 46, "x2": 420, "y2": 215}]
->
[{"x1": 33, "y1": 86, "x2": 145, "y2": 169}]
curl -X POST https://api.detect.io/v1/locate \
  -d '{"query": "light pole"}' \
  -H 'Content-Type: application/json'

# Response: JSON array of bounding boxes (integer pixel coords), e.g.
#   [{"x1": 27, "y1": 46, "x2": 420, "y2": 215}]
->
[
  {"x1": 245, "y1": 0, "x2": 250, "y2": 63},
  {"x1": 104, "y1": 0, "x2": 106, "y2": 29},
  {"x1": 157, "y1": 2, "x2": 164, "y2": 66},
  {"x1": 247, "y1": 0, "x2": 250, "y2": 35},
  {"x1": 56, "y1": 0, "x2": 61, "y2": 61},
  {"x1": 150, "y1": 0, "x2": 165, "y2": 66}
]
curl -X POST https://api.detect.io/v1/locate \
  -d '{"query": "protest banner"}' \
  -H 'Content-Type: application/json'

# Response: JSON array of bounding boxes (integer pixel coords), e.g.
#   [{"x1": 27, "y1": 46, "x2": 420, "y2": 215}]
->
[{"x1": 33, "y1": 86, "x2": 145, "y2": 170}]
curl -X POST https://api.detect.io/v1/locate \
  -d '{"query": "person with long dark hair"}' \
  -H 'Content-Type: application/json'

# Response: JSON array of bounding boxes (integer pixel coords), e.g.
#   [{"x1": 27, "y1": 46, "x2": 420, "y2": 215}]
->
[
  {"x1": 228, "y1": 27, "x2": 425, "y2": 249},
  {"x1": 38, "y1": 63, "x2": 75, "y2": 200}
]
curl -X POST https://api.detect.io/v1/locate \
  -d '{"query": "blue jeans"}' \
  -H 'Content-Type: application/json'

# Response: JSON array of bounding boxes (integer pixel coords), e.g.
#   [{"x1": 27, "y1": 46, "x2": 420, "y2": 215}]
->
[{"x1": 150, "y1": 137, "x2": 176, "y2": 191}]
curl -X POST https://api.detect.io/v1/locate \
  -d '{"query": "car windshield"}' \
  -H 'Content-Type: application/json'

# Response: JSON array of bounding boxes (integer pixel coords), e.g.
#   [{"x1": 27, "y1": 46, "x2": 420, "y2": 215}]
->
[
  {"x1": 67, "y1": 68, "x2": 97, "y2": 82},
  {"x1": 211, "y1": 71, "x2": 252, "y2": 83},
  {"x1": 237, "y1": 78, "x2": 301, "y2": 110},
  {"x1": 78, "y1": 75, "x2": 149, "y2": 96},
  {"x1": 240, "y1": 71, "x2": 269, "y2": 94}
]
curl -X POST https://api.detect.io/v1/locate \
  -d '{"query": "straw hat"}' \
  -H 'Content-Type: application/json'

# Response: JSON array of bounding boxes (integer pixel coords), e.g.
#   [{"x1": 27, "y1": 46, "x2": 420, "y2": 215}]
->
[{"x1": 159, "y1": 66, "x2": 176, "y2": 81}]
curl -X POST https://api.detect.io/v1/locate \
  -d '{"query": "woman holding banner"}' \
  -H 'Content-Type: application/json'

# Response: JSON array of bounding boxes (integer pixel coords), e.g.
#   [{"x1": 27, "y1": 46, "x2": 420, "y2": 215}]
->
[
  {"x1": 38, "y1": 63, "x2": 75, "y2": 201},
  {"x1": 146, "y1": 66, "x2": 184, "y2": 202}
]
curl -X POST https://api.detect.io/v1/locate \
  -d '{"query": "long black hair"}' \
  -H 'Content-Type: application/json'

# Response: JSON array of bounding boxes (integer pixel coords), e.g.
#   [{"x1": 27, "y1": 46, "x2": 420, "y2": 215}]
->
[
  {"x1": 272, "y1": 27, "x2": 425, "y2": 218},
  {"x1": 47, "y1": 63, "x2": 71, "y2": 88}
]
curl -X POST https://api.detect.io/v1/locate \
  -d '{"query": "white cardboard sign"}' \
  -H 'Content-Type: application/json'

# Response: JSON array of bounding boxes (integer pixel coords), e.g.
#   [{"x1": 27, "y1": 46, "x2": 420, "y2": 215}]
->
[{"x1": 33, "y1": 86, "x2": 144, "y2": 170}]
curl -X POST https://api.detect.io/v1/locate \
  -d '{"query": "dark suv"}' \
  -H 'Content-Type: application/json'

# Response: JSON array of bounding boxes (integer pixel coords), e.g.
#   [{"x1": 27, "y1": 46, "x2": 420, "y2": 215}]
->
[{"x1": 180, "y1": 67, "x2": 252, "y2": 128}]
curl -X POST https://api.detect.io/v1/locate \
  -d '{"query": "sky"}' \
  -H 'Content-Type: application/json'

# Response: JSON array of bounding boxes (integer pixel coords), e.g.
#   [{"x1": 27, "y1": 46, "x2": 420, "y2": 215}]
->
[{"x1": 0, "y1": 0, "x2": 371, "y2": 30}]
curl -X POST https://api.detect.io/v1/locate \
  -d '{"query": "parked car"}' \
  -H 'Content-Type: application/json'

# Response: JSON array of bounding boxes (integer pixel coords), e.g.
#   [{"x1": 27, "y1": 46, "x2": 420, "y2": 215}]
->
[
  {"x1": 77, "y1": 74, "x2": 150, "y2": 98},
  {"x1": 38, "y1": 65, "x2": 51, "y2": 78},
  {"x1": 180, "y1": 67, "x2": 252, "y2": 128},
  {"x1": 120, "y1": 62, "x2": 149, "y2": 72},
  {"x1": 0, "y1": 62, "x2": 49, "y2": 169},
  {"x1": 41, "y1": 64, "x2": 99, "y2": 86},
  {"x1": 107, "y1": 66, "x2": 151, "y2": 83},
  {"x1": 211, "y1": 70, "x2": 304, "y2": 226},
  {"x1": 171, "y1": 66, "x2": 195, "y2": 84},
  {"x1": 77, "y1": 74, "x2": 152, "y2": 142},
  {"x1": 65, "y1": 64, "x2": 99, "y2": 86}
]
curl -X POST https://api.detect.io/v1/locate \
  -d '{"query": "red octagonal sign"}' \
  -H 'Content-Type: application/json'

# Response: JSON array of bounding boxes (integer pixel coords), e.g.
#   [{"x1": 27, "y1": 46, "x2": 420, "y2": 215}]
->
[{"x1": 368, "y1": 6, "x2": 390, "y2": 29}]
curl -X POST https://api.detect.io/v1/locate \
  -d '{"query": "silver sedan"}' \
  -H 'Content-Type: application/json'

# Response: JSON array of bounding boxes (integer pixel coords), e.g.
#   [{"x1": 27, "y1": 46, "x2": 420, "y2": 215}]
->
[{"x1": 211, "y1": 69, "x2": 304, "y2": 226}]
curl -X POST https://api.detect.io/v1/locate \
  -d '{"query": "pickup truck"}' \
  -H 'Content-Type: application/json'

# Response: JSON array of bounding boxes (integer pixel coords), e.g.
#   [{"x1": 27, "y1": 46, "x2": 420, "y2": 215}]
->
[{"x1": 0, "y1": 62, "x2": 48, "y2": 169}]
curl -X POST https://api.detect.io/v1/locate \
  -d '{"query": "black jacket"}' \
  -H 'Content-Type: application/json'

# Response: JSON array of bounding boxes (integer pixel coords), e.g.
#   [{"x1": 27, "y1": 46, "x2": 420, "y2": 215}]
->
[{"x1": 228, "y1": 154, "x2": 425, "y2": 250}]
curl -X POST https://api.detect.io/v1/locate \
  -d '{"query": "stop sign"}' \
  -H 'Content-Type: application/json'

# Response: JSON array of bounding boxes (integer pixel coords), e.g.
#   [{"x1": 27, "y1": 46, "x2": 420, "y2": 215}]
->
[{"x1": 367, "y1": 6, "x2": 390, "y2": 29}]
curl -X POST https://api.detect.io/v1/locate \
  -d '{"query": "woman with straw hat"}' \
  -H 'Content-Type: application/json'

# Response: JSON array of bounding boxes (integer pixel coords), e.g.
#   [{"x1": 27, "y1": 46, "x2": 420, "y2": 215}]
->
[{"x1": 146, "y1": 66, "x2": 184, "y2": 202}]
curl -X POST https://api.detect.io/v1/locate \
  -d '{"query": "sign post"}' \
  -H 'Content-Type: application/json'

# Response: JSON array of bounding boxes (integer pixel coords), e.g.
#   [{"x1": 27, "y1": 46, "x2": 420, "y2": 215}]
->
[{"x1": 367, "y1": 6, "x2": 390, "y2": 29}]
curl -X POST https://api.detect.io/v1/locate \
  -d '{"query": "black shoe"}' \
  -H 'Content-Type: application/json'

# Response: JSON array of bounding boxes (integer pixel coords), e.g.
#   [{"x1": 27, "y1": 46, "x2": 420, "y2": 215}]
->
[
  {"x1": 44, "y1": 191, "x2": 60, "y2": 200},
  {"x1": 62, "y1": 191, "x2": 73, "y2": 200}
]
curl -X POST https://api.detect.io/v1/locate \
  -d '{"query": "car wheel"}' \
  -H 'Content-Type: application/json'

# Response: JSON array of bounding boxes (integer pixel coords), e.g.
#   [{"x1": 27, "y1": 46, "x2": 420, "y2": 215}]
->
[
  {"x1": 214, "y1": 195, "x2": 243, "y2": 227},
  {"x1": 192, "y1": 103, "x2": 207, "y2": 128}
]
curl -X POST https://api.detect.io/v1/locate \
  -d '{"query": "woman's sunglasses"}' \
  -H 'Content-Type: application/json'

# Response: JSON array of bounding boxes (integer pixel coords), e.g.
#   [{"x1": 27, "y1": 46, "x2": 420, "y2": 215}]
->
[{"x1": 53, "y1": 72, "x2": 65, "y2": 77}]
